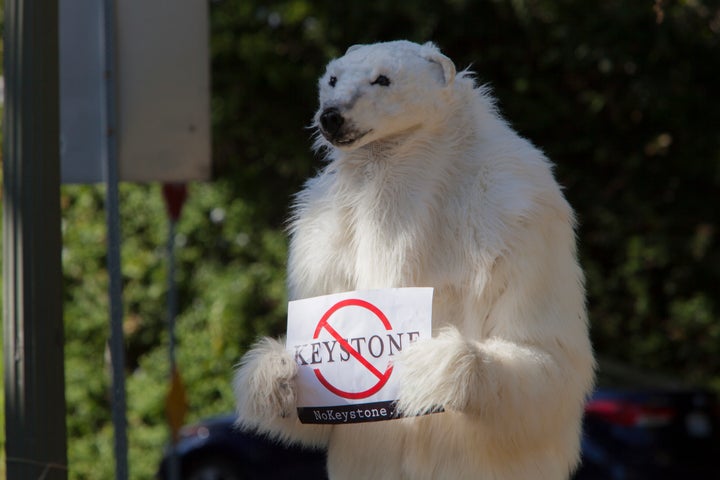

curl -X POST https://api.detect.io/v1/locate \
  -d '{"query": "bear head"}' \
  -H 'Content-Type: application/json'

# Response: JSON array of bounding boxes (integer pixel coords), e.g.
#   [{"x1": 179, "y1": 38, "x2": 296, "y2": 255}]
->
[{"x1": 314, "y1": 40, "x2": 457, "y2": 150}]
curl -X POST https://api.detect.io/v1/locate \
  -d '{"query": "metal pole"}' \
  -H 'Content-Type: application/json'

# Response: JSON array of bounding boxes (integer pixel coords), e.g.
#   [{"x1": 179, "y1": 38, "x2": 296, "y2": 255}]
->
[
  {"x1": 102, "y1": 0, "x2": 129, "y2": 478},
  {"x1": 166, "y1": 218, "x2": 181, "y2": 480},
  {"x1": 167, "y1": 218, "x2": 178, "y2": 374},
  {"x1": 162, "y1": 183, "x2": 189, "y2": 480},
  {"x1": 2, "y1": 0, "x2": 68, "y2": 478}
]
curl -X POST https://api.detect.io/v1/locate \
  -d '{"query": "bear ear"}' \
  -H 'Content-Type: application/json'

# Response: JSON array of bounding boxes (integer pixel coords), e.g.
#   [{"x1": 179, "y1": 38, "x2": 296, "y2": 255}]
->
[
  {"x1": 345, "y1": 44, "x2": 365, "y2": 55},
  {"x1": 420, "y1": 42, "x2": 456, "y2": 86}
]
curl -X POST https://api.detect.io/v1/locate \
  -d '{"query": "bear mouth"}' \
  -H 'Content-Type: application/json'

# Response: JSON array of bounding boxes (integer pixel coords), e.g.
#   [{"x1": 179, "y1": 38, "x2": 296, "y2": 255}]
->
[{"x1": 327, "y1": 129, "x2": 372, "y2": 147}]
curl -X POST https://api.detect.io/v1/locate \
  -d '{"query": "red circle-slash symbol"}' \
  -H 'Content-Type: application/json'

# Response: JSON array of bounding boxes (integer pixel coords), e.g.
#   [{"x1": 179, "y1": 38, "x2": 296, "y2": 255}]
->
[{"x1": 312, "y1": 299, "x2": 394, "y2": 399}]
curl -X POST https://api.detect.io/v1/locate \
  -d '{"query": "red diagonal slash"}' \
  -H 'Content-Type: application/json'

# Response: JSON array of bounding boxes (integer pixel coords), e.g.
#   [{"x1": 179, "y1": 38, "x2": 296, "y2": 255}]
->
[
  {"x1": 312, "y1": 298, "x2": 394, "y2": 399},
  {"x1": 319, "y1": 321, "x2": 385, "y2": 380}
]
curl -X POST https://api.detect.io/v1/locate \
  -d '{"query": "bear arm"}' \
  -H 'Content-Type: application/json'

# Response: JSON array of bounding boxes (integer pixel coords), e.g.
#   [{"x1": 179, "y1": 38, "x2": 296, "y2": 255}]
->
[
  {"x1": 233, "y1": 337, "x2": 333, "y2": 448},
  {"x1": 461, "y1": 217, "x2": 594, "y2": 441},
  {"x1": 395, "y1": 212, "x2": 593, "y2": 439},
  {"x1": 468, "y1": 336, "x2": 590, "y2": 438}
]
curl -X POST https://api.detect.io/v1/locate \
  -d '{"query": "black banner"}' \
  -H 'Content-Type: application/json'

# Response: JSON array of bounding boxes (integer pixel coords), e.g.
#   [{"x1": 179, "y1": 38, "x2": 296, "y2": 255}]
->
[{"x1": 298, "y1": 401, "x2": 399, "y2": 424}]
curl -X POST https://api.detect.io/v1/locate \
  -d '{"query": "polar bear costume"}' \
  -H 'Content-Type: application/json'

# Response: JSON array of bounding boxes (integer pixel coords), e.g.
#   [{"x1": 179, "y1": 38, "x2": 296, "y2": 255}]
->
[{"x1": 234, "y1": 40, "x2": 595, "y2": 479}]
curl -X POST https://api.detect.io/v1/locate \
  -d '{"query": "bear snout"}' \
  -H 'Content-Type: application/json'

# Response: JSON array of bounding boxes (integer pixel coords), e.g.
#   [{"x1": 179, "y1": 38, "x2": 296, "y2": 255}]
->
[{"x1": 319, "y1": 107, "x2": 345, "y2": 137}]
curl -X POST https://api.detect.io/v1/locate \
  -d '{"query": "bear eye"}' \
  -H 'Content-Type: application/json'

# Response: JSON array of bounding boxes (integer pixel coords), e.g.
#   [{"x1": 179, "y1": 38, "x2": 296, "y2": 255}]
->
[
  {"x1": 371, "y1": 75, "x2": 391, "y2": 87},
  {"x1": 328, "y1": 76, "x2": 337, "y2": 87}
]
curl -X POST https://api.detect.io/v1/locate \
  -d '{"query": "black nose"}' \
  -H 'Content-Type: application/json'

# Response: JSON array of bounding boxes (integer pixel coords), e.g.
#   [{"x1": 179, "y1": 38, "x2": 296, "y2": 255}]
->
[{"x1": 320, "y1": 108, "x2": 344, "y2": 136}]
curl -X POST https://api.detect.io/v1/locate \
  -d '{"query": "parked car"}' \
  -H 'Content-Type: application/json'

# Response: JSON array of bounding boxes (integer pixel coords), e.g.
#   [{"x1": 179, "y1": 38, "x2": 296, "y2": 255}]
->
[
  {"x1": 159, "y1": 360, "x2": 720, "y2": 480},
  {"x1": 156, "y1": 414, "x2": 328, "y2": 480},
  {"x1": 573, "y1": 358, "x2": 720, "y2": 479}
]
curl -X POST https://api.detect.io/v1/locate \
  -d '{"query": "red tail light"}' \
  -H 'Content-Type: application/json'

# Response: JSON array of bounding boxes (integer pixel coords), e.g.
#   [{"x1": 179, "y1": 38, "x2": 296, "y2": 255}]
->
[{"x1": 585, "y1": 399, "x2": 676, "y2": 427}]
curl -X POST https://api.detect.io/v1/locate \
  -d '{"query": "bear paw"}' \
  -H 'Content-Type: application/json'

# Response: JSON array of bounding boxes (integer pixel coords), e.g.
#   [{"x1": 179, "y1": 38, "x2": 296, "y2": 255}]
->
[
  {"x1": 233, "y1": 337, "x2": 298, "y2": 426},
  {"x1": 395, "y1": 327, "x2": 482, "y2": 417}
]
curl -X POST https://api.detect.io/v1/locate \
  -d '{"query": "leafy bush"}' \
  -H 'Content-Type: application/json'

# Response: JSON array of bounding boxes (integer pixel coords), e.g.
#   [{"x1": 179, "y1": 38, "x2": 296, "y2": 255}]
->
[{"x1": 60, "y1": 181, "x2": 291, "y2": 478}]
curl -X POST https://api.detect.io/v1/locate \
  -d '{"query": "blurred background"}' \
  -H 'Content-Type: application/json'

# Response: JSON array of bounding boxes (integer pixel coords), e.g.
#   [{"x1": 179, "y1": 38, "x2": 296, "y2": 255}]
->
[{"x1": 1, "y1": 0, "x2": 719, "y2": 478}]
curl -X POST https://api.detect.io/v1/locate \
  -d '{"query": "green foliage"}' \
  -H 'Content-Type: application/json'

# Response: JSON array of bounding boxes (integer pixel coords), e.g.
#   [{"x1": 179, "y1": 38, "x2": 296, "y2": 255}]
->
[
  {"x1": 2, "y1": 0, "x2": 717, "y2": 478},
  {"x1": 60, "y1": 180, "x2": 291, "y2": 478}
]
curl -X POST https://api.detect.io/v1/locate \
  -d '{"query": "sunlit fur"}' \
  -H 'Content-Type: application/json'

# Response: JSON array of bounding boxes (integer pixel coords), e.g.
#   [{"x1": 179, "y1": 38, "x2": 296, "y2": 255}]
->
[{"x1": 234, "y1": 40, "x2": 595, "y2": 480}]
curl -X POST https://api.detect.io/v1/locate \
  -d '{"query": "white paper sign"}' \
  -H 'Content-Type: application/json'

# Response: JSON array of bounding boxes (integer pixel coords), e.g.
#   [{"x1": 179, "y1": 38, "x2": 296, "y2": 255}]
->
[{"x1": 286, "y1": 288, "x2": 433, "y2": 424}]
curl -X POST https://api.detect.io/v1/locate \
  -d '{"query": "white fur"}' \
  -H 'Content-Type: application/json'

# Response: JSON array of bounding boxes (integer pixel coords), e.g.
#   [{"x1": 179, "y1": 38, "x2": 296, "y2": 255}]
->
[{"x1": 234, "y1": 40, "x2": 595, "y2": 479}]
